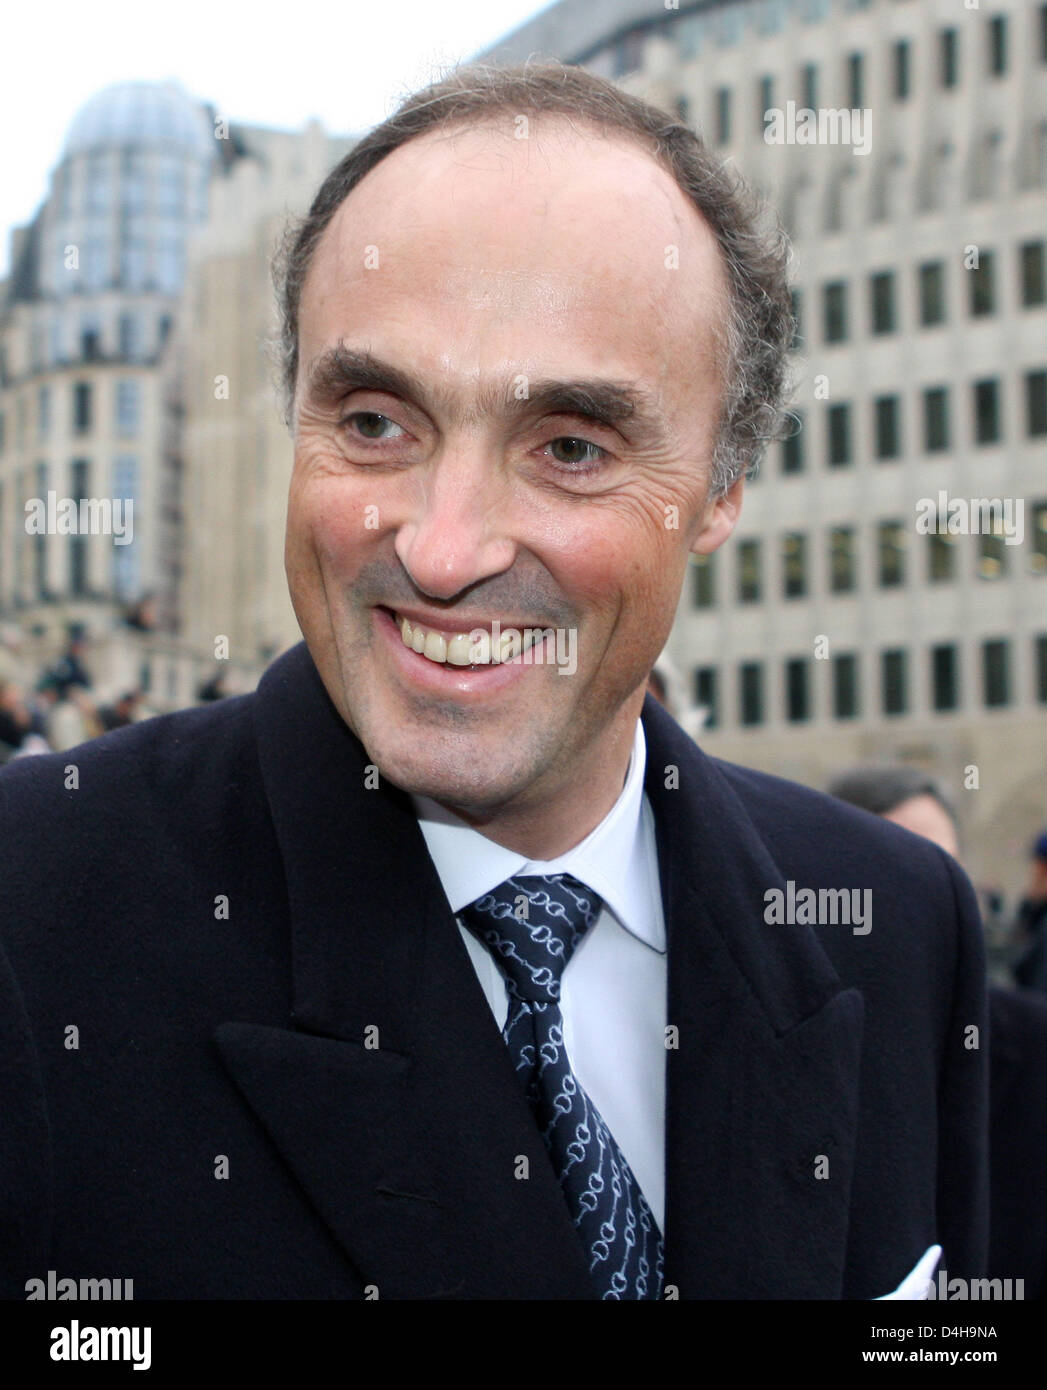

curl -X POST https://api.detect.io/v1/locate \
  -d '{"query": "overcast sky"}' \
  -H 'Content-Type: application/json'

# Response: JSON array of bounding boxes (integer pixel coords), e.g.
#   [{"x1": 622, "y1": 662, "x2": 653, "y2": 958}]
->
[{"x1": 0, "y1": 0, "x2": 557, "y2": 277}]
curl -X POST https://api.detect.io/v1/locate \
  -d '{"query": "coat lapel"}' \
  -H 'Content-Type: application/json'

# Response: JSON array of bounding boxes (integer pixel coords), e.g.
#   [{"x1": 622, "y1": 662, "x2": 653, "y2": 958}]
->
[
  {"x1": 215, "y1": 643, "x2": 596, "y2": 1298},
  {"x1": 641, "y1": 696, "x2": 864, "y2": 1298}
]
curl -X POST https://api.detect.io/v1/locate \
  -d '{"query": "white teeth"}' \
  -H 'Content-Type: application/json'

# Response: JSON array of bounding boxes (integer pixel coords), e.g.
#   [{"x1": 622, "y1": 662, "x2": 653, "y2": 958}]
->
[
  {"x1": 423, "y1": 631, "x2": 447, "y2": 663},
  {"x1": 446, "y1": 633, "x2": 474, "y2": 666},
  {"x1": 395, "y1": 612, "x2": 544, "y2": 668}
]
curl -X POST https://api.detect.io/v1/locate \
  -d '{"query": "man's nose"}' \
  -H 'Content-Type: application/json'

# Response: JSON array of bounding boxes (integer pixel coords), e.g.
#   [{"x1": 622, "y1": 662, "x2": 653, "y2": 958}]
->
[{"x1": 394, "y1": 442, "x2": 517, "y2": 600}]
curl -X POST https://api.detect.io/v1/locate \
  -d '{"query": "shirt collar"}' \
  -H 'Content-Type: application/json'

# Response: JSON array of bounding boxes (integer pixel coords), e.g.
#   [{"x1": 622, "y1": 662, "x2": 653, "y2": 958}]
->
[{"x1": 411, "y1": 719, "x2": 664, "y2": 953}]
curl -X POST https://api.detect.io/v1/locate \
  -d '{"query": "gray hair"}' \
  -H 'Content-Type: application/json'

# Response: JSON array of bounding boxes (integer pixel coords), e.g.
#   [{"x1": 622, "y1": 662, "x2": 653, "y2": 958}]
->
[{"x1": 271, "y1": 60, "x2": 796, "y2": 497}]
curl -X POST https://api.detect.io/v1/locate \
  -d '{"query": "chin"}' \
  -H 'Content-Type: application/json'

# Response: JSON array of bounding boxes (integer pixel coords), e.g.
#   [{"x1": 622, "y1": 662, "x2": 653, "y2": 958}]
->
[{"x1": 361, "y1": 723, "x2": 543, "y2": 815}]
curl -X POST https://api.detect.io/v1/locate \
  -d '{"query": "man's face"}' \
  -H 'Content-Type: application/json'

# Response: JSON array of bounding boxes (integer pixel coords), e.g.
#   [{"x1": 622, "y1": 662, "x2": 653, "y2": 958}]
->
[
  {"x1": 884, "y1": 795, "x2": 960, "y2": 860},
  {"x1": 286, "y1": 119, "x2": 741, "y2": 819}
]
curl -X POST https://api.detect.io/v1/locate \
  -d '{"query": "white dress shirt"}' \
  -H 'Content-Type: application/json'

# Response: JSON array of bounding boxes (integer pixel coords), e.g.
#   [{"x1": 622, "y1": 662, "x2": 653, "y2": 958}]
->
[{"x1": 411, "y1": 718, "x2": 667, "y2": 1229}]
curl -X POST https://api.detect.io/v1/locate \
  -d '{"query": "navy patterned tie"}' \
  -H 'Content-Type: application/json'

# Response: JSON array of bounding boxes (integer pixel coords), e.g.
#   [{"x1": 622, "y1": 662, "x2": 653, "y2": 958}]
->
[{"x1": 460, "y1": 874, "x2": 664, "y2": 1299}]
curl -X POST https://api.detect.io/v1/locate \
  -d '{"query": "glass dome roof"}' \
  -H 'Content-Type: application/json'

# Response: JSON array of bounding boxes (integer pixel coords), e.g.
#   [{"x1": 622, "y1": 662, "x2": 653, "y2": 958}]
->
[{"x1": 64, "y1": 81, "x2": 214, "y2": 159}]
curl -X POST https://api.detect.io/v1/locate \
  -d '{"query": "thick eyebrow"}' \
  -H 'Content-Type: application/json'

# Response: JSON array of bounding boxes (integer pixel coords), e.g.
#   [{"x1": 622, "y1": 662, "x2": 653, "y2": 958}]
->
[{"x1": 302, "y1": 344, "x2": 668, "y2": 439}]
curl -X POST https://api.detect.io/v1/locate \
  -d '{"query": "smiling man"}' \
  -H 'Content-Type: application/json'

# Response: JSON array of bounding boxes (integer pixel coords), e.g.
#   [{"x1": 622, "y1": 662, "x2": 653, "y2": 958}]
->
[{"x1": 0, "y1": 62, "x2": 987, "y2": 1301}]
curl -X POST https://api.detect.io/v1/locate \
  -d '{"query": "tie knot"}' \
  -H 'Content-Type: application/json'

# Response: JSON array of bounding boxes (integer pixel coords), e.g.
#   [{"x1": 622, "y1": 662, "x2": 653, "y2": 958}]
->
[{"x1": 459, "y1": 874, "x2": 602, "y2": 1004}]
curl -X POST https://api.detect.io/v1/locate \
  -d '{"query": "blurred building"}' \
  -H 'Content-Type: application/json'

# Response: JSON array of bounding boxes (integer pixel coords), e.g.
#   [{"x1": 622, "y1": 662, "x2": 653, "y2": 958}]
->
[
  {"x1": 480, "y1": 0, "x2": 1047, "y2": 894},
  {"x1": 0, "y1": 81, "x2": 351, "y2": 707},
  {"x1": 177, "y1": 119, "x2": 353, "y2": 669}
]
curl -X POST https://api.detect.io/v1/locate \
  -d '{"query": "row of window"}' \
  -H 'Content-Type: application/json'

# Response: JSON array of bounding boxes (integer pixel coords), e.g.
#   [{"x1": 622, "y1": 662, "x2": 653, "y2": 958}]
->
[
  {"x1": 0, "y1": 379, "x2": 142, "y2": 452},
  {"x1": 765, "y1": 371, "x2": 1047, "y2": 475},
  {"x1": 704, "y1": 15, "x2": 1041, "y2": 144},
  {"x1": 46, "y1": 229, "x2": 187, "y2": 297},
  {"x1": 693, "y1": 635, "x2": 1046, "y2": 730},
  {"x1": 55, "y1": 150, "x2": 209, "y2": 223},
  {"x1": 793, "y1": 245, "x2": 1046, "y2": 349},
  {"x1": 692, "y1": 505, "x2": 1047, "y2": 606},
  {"x1": 0, "y1": 313, "x2": 171, "y2": 390},
  {"x1": 612, "y1": 3, "x2": 1047, "y2": 90}
]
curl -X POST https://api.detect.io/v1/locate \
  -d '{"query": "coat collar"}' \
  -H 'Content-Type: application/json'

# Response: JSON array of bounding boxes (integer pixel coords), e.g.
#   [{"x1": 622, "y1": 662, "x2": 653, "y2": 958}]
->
[
  {"x1": 218, "y1": 642, "x2": 862, "y2": 1298},
  {"x1": 641, "y1": 695, "x2": 864, "y2": 1297}
]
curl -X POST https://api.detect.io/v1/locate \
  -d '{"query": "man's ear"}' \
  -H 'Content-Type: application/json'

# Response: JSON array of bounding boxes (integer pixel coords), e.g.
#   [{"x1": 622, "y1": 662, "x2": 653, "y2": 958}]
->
[{"x1": 690, "y1": 473, "x2": 744, "y2": 557}]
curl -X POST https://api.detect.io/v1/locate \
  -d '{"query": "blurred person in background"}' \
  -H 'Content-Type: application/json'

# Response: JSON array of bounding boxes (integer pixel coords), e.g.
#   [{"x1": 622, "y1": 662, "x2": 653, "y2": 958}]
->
[
  {"x1": 829, "y1": 764, "x2": 1047, "y2": 1300},
  {"x1": 43, "y1": 677, "x2": 101, "y2": 753},
  {"x1": 97, "y1": 690, "x2": 143, "y2": 733},
  {"x1": 0, "y1": 681, "x2": 32, "y2": 763},
  {"x1": 1014, "y1": 833, "x2": 1047, "y2": 995}
]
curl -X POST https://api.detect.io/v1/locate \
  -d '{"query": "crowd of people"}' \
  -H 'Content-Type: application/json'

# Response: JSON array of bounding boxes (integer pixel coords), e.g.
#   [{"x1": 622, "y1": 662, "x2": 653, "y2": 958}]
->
[{"x1": 0, "y1": 624, "x2": 231, "y2": 762}]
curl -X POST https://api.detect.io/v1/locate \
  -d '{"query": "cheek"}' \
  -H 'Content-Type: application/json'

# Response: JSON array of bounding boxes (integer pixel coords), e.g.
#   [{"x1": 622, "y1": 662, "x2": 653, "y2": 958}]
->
[
  {"x1": 289, "y1": 468, "x2": 376, "y2": 576},
  {"x1": 557, "y1": 501, "x2": 684, "y2": 617}
]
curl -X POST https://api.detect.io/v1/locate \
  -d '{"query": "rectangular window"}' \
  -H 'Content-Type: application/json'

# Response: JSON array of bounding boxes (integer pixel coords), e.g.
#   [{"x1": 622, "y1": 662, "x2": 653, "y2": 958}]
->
[
  {"x1": 119, "y1": 313, "x2": 141, "y2": 359},
  {"x1": 988, "y1": 15, "x2": 1007, "y2": 76},
  {"x1": 828, "y1": 402, "x2": 852, "y2": 466},
  {"x1": 740, "y1": 662, "x2": 764, "y2": 727},
  {"x1": 782, "y1": 410, "x2": 805, "y2": 472},
  {"x1": 870, "y1": 271, "x2": 896, "y2": 334},
  {"x1": 36, "y1": 385, "x2": 51, "y2": 440},
  {"x1": 715, "y1": 87, "x2": 732, "y2": 144},
  {"x1": 802, "y1": 62, "x2": 818, "y2": 110},
  {"x1": 894, "y1": 40, "x2": 911, "y2": 100},
  {"x1": 73, "y1": 381, "x2": 92, "y2": 434},
  {"x1": 928, "y1": 532, "x2": 957, "y2": 582},
  {"x1": 919, "y1": 262, "x2": 945, "y2": 326},
  {"x1": 692, "y1": 553, "x2": 715, "y2": 608},
  {"x1": 1021, "y1": 242, "x2": 1046, "y2": 307},
  {"x1": 694, "y1": 667, "x2": 718, "y2": 729},
  {"x1": 782, "y1": 532, "x2": 807, "y2": 598},
  {"x1": 737, "y1": 539, "x2": 762, "y2": 603},
  {"x1": 34, "y1": 461, "x2": 48, "y2": 597},
  {"x1": 70, "y1": 459, "x2": 89, "y2": 597},
  {"x1": 790, "y1": 287, "x2": 803, "y2": 350},
  {"x1": 940, "y1": 28, "x2": 958, "y2": 88},
  {"x1": 847, "y1": 52, "x2": 864, "y2": 109},
  {"x1": 1027, "y1": 370, "x2": 1047, "y2": 436},
  {"x1": 878, "y1": 521, "x2": 908, "y2": 587},
  {"x1": 923, "y1": 386, "x2": 950, "y2": 451},
  {"x1": 823, "y1": 281, "x2": 848, "y2": 342},
  {"x1": 1037, "y1": 636, "x2": 1047, "y2": 704},
  {"x1": 758, "y1": 75, "x2": 774, "y2": 133},
  {"x1": 1031, "y1": 501, "x2": 1047, "y2": 574},
  {"x1": 113, "y1": 452, "x2": 140, "y2": 601},
  {"x1": 969, "y1": 252, "x2": 995, "y2": 316},
  {"x1": 978, "y1": 528, "x2": 1008, "y2": 580},
  {"x1": 983, "y1": 638, "x2": 1010, "y2": 706},
  {"x1": 115, "y1": 379, "x2": 140, "y2": 438},
  {"x1": 874, "y1": 396, "x2": 901, "y2": 459},
  {"x1": 833, "y1": 653, "x2": 859, "y2": 719},
  {"x1": 882, "y1": 649, "x2": 908, "y2": 716},
  {"x1": 785, "y1": 658, "x2": 811, "y2": 723},
  {"x1": 829, "y1": 526, "x2": 857, "y2": 592},
  {"x1": 932, "y1": 644, "x2": 960, "y2": 711},
  {"x1": 973, "y1": 378, "x2": 1001, "y2": 444}
]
